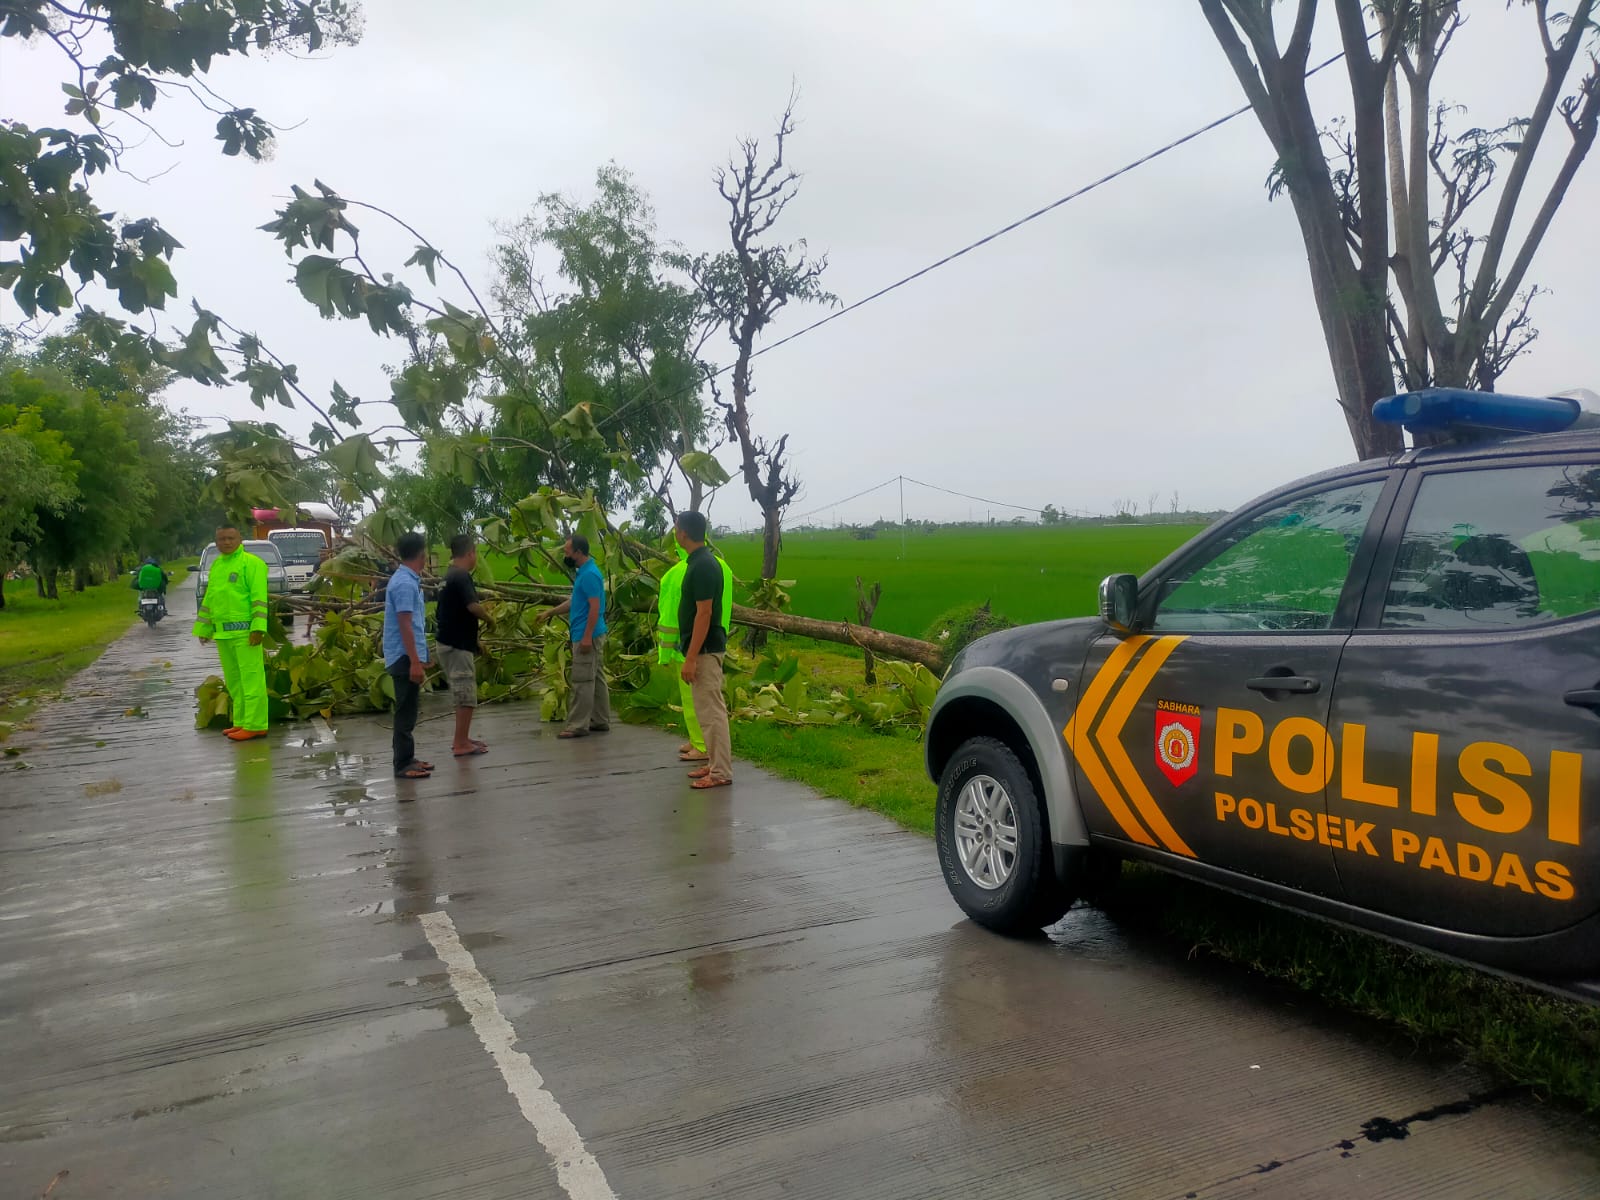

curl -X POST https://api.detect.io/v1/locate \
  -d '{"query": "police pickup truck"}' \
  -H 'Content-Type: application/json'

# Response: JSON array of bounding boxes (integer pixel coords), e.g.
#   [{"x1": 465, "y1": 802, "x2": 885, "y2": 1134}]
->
[{"x1": 925, "y1": 389, "x2": 1600, "y2": 1000}]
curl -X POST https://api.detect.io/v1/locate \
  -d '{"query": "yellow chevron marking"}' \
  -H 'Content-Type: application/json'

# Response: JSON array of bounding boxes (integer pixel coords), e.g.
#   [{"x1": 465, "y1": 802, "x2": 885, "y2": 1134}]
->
[
  {"x1": 1094, "y1": 635, "x2": 1197, "y2": 858},
  {"x1": 1064, "y1": 636, "x2": 1158, "y2": 847}
]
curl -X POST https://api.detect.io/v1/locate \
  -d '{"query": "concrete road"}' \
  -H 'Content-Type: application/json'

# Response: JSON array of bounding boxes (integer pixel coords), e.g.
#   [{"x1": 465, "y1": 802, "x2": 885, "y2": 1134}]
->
[{"x1": 2, "y1": 584, "x2": 1597, "y2": 1199}]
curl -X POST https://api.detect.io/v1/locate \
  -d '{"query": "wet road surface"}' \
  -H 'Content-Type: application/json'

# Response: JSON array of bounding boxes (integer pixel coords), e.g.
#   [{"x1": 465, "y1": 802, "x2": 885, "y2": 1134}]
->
[{"x1": 3, "y1": 583, "x2": 1597, "y2": 1198}]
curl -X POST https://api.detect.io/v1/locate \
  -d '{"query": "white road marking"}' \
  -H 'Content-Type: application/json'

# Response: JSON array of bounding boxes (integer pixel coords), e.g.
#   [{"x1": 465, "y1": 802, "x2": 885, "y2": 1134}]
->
[{"x1": 419, "y1": 910, "x2": 618, "y2": 1200}]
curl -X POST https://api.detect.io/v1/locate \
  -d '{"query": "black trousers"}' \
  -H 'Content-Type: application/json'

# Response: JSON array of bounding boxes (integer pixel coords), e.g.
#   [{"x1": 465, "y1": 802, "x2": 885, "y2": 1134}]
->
[{"x1": 390, "y1": 656, "x2": 421, "y2": 773}]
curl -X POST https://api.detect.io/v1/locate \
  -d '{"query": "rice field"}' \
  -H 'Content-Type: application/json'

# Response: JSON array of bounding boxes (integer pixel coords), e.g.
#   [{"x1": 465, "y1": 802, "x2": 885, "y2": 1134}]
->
[{"x1": 711, "y1": 523, "x2": 1209, "y2": 637}]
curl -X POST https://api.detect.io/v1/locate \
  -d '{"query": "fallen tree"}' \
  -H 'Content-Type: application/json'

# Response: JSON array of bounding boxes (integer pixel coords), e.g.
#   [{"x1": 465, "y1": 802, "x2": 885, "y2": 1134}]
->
[{"x1": 731, "y1": 604, "x2": 944, "y2": 673}]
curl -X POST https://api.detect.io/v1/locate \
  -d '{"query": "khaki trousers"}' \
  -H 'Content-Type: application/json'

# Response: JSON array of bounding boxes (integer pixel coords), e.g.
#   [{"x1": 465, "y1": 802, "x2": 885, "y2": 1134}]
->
[
  {"x1": 690, "y1": 652, "x2": 732, "y2": 783},
  {"x1": 564, "y1": 638, "x2": 612, "y2": 734}
]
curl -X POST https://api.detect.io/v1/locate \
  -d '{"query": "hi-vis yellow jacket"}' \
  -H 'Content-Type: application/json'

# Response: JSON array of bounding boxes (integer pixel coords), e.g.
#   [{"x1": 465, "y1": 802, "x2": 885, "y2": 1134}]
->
[
  {"x1": 193, "y1": 549, "x2": 269, "y2": 639},
  {"x1": 656, "y1": 548, "x2": 733, "y2": 664}
]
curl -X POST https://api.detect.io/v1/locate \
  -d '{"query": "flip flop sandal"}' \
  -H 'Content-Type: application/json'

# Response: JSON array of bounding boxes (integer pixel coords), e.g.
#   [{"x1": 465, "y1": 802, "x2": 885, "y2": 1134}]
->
[
  {"x1": 453, "y1": 745, "x2": 489, "y2": 757},
  {"x1": 557, "y1": 730, "x2": 587, "y2": 739},
  {"x1": 677, "y1": 743, "x2": 696, "y2": 754},
  {"x1": 472, "y1": 740, "x2": 489, "y2": 751},
  {"x1": 690, "y1": 776, "x2": 732, "y2": 790},
  {"x1": 396, "y1": 765, "x2": 431, "y2": 779},
  {"x1": 679, "y1": 751, "x2": 709, "y2": 762},
  {"x1": 687, "y1": 766, "x2": 712, "y2": 779},
  {"x1": 415, "y1": 760, "x2": 435, "y2": 770},
  {"x1": 226, "y1": 729, "x2": 268, "y2": 741}
]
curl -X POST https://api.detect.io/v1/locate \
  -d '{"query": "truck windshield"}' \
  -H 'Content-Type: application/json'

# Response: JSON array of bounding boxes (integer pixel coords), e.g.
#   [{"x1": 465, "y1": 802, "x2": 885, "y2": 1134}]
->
[{"x1": 269, "y1": 532, "x2": 325, "y2": 565}]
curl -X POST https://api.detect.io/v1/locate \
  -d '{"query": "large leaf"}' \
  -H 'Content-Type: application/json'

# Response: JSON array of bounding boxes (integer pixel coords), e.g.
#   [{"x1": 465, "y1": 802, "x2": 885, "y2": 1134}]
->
[
  {"x1": 678, "y1": 451, "x2": 731, "y2": 487},
  {"x1": 324, "y1": 433, "x2": 384, "y2": 485}
]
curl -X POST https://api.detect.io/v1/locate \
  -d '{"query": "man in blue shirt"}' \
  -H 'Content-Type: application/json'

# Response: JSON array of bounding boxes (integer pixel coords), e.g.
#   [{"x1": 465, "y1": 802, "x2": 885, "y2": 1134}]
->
[
  {"x1": 384, "y1": 531, "x2": 433, "y2": 779},
  {"x1": 538, "y1": 533, "x2": 610, "y2": 738}
]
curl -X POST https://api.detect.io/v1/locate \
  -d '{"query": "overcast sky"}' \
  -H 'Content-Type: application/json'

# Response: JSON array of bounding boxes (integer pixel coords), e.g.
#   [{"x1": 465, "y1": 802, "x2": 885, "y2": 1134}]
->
[{"x1": 4, "y1": 2, "x2": 1597, "y2": 530}]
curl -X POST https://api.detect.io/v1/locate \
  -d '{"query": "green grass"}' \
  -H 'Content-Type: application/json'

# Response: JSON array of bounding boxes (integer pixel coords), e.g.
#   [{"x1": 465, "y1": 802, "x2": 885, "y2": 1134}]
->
[
  {"x1": 731, "y1": 721, "x2": 934, "y2": 834},
  {"x1": 714, "y1": 524, "x2": 1207, "y2": 636},
  {"x1": 0, "y1": 563, "x2": 189, "y2": 716}
]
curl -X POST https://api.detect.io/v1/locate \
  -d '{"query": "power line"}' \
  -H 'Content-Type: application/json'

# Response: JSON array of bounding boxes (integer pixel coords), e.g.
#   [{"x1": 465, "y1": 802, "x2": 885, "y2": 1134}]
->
[
  {"x1": 779, "y1": 472, "x2": 1100, "y2": 528},
  {"x1": 595, "y1": 45, "x2": 1352, "y2": 441},
  {"x1": 786, "y1": 474, "x2": 901, "y2": 524},
  {"x1": 900, "y1": 474, "x2": 1044, "y2": 515}
]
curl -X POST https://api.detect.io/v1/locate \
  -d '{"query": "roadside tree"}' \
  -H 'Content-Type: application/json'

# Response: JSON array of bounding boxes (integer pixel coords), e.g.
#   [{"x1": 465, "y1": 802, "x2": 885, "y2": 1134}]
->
[
  {"x1": 1199, "y1": 0, "x2": 1600, "y2": 456},
  {"x1": 683, "y1": 92, "x2": 836, "y2": 592}
]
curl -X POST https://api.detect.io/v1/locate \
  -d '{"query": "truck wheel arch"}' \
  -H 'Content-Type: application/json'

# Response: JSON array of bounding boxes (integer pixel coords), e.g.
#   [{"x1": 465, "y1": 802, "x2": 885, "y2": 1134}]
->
[{"x1": 927, "y1": 666, "x2": 1089, "y2": 847}]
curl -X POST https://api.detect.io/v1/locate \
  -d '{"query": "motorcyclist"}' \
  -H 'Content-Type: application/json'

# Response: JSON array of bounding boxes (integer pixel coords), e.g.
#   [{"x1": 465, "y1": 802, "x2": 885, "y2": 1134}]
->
[{"x1": 132, "y1": 556, "x2": 168, "y2": 614}]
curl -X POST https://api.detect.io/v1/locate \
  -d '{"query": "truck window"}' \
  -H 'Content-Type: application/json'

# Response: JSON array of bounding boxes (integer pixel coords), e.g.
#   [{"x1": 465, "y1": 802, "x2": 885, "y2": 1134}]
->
[
  {"x1": 1151, "y1": 479, "x2": 1385, "y2": 632},
  {"x1": 269, "y1": 531, "x2": 327, "y2": 566},
  {"x1": 1382, "y1": 463, "x2": 1600, "y2": 628}
]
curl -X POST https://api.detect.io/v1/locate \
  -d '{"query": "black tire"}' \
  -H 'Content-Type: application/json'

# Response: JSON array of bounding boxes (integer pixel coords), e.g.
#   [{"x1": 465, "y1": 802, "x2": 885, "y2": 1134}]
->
[{"x1": 936, "y1": 735, "x2": 1072, "y2": 934}]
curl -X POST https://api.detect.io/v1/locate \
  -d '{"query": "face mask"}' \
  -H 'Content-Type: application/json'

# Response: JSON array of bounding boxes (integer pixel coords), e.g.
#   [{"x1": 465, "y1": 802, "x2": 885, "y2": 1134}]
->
[{"x1": 562, "y1": 555, "x2": 578, "y2": 569}]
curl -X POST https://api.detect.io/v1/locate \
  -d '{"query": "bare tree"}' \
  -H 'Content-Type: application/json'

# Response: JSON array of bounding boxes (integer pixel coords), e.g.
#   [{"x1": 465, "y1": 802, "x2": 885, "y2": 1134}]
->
[
  {"x1": 1200, "y1": 0, "x2": 1600, "y2": 457},
  {"x1": 685, "y1": 89, "x2": 836, "y2": 587}
]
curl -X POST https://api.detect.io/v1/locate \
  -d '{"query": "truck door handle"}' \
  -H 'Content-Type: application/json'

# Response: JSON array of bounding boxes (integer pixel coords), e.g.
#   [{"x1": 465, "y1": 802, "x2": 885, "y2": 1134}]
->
[
  {"x1": 1246, "y1": 675, "x2": 1320, "y2": 695},
  {"x1": 1563, "y1": 689, "x2": 1600, "y2": 711}
]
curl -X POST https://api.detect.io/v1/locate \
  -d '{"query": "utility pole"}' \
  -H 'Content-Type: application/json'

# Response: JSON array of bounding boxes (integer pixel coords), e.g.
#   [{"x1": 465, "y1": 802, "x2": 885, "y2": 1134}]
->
[{"x1": 898, "y1": 475, "x2": 906, "y2": 560}]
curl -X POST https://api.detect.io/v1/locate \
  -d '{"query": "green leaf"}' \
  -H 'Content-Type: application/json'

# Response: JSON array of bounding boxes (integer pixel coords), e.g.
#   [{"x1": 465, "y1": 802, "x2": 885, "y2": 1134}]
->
[
  {"x1": 404, "y1": 244, "x2": 440, "y2": 284},
  {"x1": 37, "y1": 275, "x2": 74, "y2": 314},
  {"x1": 324, "y1": 433, "x2": 384, "y2": 483},
  {"x1": 551, "y1": 401, "x2": 601, "y2": 443},
  {"x1": 678, "y1": 451, "x2": 731, "y2": 487}
]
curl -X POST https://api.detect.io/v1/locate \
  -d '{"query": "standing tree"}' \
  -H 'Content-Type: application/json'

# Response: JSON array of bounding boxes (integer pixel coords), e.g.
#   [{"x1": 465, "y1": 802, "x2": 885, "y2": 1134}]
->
[
  {"x1": 685, "y1": 92, "x2": 836, "y2": 591},
  {"x1": 0, "y1": 411, "x2": 75, "y2": 607},
  {"x1": 489, "y1": 165, "x2": 722, "y2": 515},
  {"x1": 1199, "y1": 0, "x2": 1600, "y2": 457}
]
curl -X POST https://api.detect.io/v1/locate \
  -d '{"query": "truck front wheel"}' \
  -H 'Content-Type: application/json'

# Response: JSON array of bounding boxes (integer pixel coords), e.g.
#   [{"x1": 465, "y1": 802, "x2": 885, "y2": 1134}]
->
[{"x1": 936, "y1": 735, "x2": 1072, "y2": 934}]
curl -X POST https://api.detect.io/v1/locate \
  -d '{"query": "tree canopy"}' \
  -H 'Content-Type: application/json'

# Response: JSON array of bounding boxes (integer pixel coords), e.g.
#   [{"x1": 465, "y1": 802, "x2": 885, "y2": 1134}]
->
[
  {"x1": 2, "y1": 1, "x2": 362, "y2": 321},
  {"x1": 1200, "y1": 0, "x2": 1600, "y2": 455},
  {"x1": 0, "y1": 330, "x2": 221, "y2": 598}
]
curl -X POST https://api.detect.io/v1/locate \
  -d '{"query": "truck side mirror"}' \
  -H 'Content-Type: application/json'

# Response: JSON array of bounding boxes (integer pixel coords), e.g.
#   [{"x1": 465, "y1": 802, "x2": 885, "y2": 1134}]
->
[{"x1": 1099, "y1": 574, "x2": 1141, "y2": 634}]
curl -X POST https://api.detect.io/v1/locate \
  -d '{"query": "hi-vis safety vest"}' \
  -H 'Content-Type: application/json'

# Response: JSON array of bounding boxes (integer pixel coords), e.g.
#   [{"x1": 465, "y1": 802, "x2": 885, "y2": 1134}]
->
[
  {"x1": 194, "y1": 549, "x2": 269, "y2": 640},
  {"x1": 656, "y1": 549, "x2": 733, "y2": 664}
]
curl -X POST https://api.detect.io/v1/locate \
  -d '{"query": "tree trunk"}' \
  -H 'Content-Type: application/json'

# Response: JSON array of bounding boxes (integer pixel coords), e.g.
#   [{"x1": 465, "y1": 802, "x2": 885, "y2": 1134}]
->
[
  {"x1": 44, "y1": 568, "x2": 59, "y2": 600},
  {"x1": 73, "y1": 565, "x2": 89, "y2": 593},
  {"x1": 855, "y1": 576, "x2": 883, "y2": 685},
  {"x1": 731, "y1": 603, "x2": 944, "y2": 673},
  {"x1": 760, "y1": 505, "x2": 781, "y2": 578}
]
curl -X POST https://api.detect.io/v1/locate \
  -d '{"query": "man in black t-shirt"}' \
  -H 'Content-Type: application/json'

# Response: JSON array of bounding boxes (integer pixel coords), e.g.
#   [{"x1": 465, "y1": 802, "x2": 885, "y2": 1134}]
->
[
  {"x1": 676, "y1": 510, "x2": 731, "y2": 788},
  {"x1": 437, "y1": 533, "x2": 491, "y2": 757}
]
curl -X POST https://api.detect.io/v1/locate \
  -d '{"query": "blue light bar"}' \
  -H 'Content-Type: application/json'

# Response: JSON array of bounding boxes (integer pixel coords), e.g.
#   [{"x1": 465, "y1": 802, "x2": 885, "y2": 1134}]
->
[{"x1": 1372, "y1": 388, "x2": 1581, "y2": 434}]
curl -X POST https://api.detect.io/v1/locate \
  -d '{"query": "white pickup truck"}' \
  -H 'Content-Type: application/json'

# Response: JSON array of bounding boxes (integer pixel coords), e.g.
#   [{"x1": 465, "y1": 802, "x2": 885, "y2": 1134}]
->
[{"x1": 266, "y1": 528, "x2": 329, "y2": 591}]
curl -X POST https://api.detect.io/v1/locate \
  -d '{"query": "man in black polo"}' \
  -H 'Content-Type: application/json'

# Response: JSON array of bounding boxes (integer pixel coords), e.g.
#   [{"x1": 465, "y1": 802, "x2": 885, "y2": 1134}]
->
[
  {"x1": 675, "y1": 510, "x2": 731, "y2": 788},
  {"x1": 436, "y1": 533, "x2": 491, "y2": 757}
]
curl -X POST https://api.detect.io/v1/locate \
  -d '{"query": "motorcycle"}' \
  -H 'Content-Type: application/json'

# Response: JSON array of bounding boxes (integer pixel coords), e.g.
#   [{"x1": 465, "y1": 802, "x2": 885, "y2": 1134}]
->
[{"x1": 138, "y1": 589, "x2": 166, "y2": 627}]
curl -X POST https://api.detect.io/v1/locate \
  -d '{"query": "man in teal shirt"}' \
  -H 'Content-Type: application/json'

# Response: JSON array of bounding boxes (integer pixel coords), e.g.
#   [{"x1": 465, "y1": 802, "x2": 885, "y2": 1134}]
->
[{"x1": 539, "y1": 534, "x2": 610, "y2": 738}]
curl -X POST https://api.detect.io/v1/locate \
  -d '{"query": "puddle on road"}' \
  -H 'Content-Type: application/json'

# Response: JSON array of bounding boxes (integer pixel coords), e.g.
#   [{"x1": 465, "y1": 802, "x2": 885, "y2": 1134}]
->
[
  {"x1": 325, "y1": 783, "x2": 371, "y2": 817},
  {"x1": 1043, "y1": 904, "x2": 1138, "y2": 961}
]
